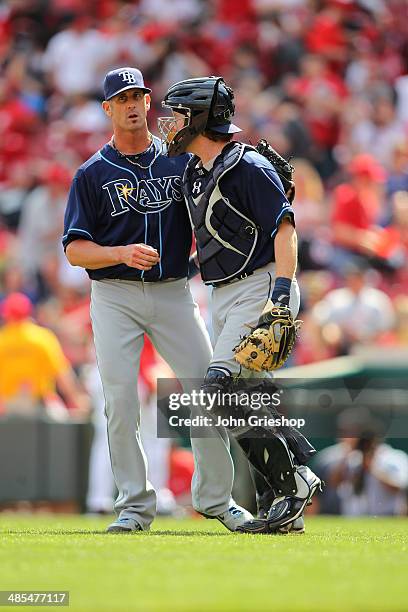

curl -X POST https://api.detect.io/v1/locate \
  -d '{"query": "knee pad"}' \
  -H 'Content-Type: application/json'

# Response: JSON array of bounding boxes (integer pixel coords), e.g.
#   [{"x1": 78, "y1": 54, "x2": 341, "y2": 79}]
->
[
  {"x1": 202, "y1": 367, "x2": 233, "y2": 393},
  {"x1": 201, "y1": 367, "x2": 234, "y2": 419}
]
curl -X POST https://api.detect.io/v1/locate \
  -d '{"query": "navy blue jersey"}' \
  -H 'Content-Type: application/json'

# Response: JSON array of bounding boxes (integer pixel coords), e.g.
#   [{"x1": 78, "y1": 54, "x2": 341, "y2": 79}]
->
[
  {"x1": 63, "y1": 136, "x2": 192, "y2": 281},
  {"x1": 187, "y1": 147, "x2": 295, "y2": 273}
]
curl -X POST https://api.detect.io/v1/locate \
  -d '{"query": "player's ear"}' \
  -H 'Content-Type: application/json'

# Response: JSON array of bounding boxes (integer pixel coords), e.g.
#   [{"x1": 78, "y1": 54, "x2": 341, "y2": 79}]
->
[
  {"x1": 102, "y1": 100, "x2": 112, "y2": 117},
  {"x1": 145, "y1": 94, "x2": 151, "y2": 111}
]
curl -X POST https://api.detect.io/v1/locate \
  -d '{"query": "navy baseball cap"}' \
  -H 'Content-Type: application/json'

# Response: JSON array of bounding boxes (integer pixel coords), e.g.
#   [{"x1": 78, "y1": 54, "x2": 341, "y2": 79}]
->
[{"x1": 103, "y1": 67, "x2": 151, "y2": 100}]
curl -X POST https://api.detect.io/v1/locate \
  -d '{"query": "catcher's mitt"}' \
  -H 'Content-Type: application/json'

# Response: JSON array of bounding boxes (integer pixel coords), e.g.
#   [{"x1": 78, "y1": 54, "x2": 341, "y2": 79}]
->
[
  {"x1": 234, "y1": 300, "x2": 302, "y2": 372},
  {"x1": 256, "y1": 139, "x2": 295, "y2": 203}
]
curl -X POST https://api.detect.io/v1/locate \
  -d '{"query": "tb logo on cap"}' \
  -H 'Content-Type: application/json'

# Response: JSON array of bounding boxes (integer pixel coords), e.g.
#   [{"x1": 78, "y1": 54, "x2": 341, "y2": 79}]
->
[
  {"x1": 119, "y1": 70, "x2": 137, "y2": 84},
  {"x1": 103, "y1": 67, "x2": 151, "y2": 100}
]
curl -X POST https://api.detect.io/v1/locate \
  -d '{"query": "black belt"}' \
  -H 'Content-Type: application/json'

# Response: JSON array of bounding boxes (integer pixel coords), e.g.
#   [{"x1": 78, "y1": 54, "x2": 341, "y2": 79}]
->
[
  {"x1": 103, "y1": 276, "x2": 182, "y2": 283},
  {"x1": 209, "y1": 270, "x2": 254, "y2": 288}
]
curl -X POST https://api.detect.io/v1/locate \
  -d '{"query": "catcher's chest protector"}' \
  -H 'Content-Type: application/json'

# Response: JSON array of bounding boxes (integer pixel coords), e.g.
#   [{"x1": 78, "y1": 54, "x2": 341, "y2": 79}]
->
[{"x1": 182, "y1": 142, "x2": 259, "y2": 284}]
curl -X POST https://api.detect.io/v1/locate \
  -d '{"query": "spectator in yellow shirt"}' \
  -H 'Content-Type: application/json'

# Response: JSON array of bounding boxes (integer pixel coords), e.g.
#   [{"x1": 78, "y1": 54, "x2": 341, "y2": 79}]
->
[{"x1": 0, "y1": 293, "x2": 88, "y2": 412}]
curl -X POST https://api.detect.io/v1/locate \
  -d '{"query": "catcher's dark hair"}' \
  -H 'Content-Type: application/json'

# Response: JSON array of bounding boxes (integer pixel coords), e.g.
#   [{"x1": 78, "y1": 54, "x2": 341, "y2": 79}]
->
[{"x1": 203, "y1": 130, "x2": 234, "y2": 143}]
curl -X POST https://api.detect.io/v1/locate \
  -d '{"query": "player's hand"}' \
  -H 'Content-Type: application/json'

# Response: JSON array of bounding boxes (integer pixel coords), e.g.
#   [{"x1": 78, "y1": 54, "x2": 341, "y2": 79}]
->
[{"x1": 118, "y1": 243, "x2": 160, "y2": 270}]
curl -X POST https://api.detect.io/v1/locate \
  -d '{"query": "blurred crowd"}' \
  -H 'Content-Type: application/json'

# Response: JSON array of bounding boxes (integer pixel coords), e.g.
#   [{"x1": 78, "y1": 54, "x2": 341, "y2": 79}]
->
[{"x1": 0, "y1": 0, "x2": 407, "y2": 515}]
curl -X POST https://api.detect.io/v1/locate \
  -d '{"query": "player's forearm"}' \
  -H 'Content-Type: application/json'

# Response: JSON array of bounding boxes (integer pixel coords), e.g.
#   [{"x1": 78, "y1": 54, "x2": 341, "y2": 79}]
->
[
  {"x1": 274, "y1": 220, "x2": 297, "y2": 280},
  {"x1": 65, "y1": 239, "x2": 122, "y2": 269},
  {"x1": 65, "y1": 239, "x2": 160, "y2": 270}
]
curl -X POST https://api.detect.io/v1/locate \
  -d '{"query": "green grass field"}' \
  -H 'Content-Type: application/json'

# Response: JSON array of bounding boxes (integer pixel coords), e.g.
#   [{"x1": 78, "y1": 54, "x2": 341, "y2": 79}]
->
[{"x1": 0, "y1": 515, "x2": 407, "y2": 612}]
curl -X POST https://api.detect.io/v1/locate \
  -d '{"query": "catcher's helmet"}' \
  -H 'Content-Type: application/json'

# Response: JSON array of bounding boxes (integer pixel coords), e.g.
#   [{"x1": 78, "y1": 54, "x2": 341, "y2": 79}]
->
[{"x1": 159, "y1": 76, "x2": 241, "y2": 157}]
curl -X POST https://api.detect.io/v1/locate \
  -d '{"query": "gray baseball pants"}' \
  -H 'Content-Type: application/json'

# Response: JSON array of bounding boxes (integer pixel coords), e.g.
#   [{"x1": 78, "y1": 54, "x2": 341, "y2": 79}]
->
[
  {"x1": 210, "y1": 262, "x2": 300, "y2": 374},
  {"x1": 90, "y1": 277, "x2": 234, "y2": 530}
]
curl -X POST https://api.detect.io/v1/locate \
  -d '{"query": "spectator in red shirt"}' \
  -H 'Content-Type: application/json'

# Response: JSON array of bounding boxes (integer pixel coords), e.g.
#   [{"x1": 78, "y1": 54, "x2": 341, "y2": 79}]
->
[
  {"x1": 305, "y1": 3, "x2": 349, "y2": 66},
  {"x1": 331, "y1": 153, "x2": 388, "y2": 272},
  {"x1": 289, "y1": 54, "x2": 348, "y2": 177}
]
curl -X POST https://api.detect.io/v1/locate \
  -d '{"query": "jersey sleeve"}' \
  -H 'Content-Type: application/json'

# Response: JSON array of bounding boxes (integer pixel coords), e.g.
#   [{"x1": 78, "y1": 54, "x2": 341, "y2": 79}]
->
[
  {"x1": 242, "y1": 154, "x2": 295, "y2": 237},
  {"x1": 62, "y1": 169, "x2": 97, "y2": 250}
]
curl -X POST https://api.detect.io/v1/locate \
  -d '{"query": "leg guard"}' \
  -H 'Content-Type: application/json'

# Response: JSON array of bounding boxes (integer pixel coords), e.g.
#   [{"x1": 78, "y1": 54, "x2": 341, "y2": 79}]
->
[
  {"x1": 249, "y1": 466, "x2": 275, "y2": 518},
  {"x1": 242, "y1": 378, "x2": 317, "y2": 465},
  {"x1": 202, "y1": 368, "x2": 298, "y2": 495},
  {"x1": 280, "y1": 426, "x2": 316, "y2": 464},
  {"x1": 243, "y1": 433, "x2": 302, "y2": 496},
  {"x1": 249, "y1": 429, "x2": 316, "y2": 516}
]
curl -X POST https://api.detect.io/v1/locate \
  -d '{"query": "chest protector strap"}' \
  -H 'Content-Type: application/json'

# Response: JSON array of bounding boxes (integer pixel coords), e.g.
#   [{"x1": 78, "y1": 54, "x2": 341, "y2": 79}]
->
[{"x1": 183, "y1": 142, "x2": 259, "y2": 285}]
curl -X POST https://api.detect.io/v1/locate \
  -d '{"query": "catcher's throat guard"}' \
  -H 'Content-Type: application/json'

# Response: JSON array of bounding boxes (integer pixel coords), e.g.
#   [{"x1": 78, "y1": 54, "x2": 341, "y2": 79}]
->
[{"x1": 234, "y1": 300, "x2": 302, "y2": 372}]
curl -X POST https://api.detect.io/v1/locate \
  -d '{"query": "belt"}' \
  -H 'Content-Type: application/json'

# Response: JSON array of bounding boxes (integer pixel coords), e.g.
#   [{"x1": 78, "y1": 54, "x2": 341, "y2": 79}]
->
[
  {"x1": 141, "y1": 276, "x2": 181, "y2": 284},
  {"x1": 108, "y1": 276, "x2": 182, "y2": 284},
  {"x1": 209, "y1": 271, "x2": 254, "y2": 289}
]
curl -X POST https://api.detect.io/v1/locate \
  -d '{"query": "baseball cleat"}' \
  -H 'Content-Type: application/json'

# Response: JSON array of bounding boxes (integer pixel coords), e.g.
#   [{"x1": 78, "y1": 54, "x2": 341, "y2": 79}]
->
[
  {"x1": 237, "y1": 466, "x2": 322, "y2": 534},
  {"x1": 106, "y1": 517, "x2": 143, "y2": 533},
  {"x1": 200, "y1": 502, "x2": 254, "y2": 532},
  {"x1": 257, "y1": 489, "x2": 305, "y2": 534},
  {"x1": 235, "y1": 517, "x2": 278, "y2": 534},
  {"x1": 277, "y1": 515, "x2": 305, "y2": 534},
  {"x1": 216, "y1": 504, "x2": 254, "y2": 531},
  {"x1": 288, "y1": 515, "x2": 305, "y2": 533},
  {"x1": 266, "y1": 465, "x2": 321, "y2": 531}
]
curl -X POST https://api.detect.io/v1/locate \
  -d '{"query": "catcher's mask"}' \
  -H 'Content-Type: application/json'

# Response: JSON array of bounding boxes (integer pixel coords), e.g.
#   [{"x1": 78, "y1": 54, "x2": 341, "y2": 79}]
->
[{"x1": 158, "y1": 76, "x2": 241, "y2": 157}]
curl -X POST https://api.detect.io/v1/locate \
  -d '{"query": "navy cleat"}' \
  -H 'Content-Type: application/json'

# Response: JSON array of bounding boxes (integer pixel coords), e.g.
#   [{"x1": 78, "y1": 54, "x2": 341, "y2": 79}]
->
[{"x1": 106, "y1": 517, "x2": 143, "y2": 533}]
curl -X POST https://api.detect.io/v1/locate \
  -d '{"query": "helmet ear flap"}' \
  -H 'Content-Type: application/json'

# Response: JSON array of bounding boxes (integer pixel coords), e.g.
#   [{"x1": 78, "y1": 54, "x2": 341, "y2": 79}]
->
[
  {"x1": 206, "y1": 78, "x2": 236, "y2": 132},
  {"x1": 208, "y1": 77, "x2": 232, "y2": 124}
]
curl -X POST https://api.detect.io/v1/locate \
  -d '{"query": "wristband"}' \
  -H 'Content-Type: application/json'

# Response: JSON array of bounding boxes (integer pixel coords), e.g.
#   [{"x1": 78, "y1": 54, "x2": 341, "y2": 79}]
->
[{"x1": 271, "y1": 276, "x2": 291, "y2": 306}]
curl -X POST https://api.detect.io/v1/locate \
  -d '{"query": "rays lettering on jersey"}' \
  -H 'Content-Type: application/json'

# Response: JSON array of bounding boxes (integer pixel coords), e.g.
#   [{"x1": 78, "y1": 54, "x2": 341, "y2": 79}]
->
[{"x1": 102, "y1": 176, "x2": 183, "y2": 216}]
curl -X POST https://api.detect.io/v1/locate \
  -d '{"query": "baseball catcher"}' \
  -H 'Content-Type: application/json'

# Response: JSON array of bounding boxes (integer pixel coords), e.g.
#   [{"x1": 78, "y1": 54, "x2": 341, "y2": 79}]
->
[{"x1": 159, "y1": 76, "x2": 321, "y2": 534}]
